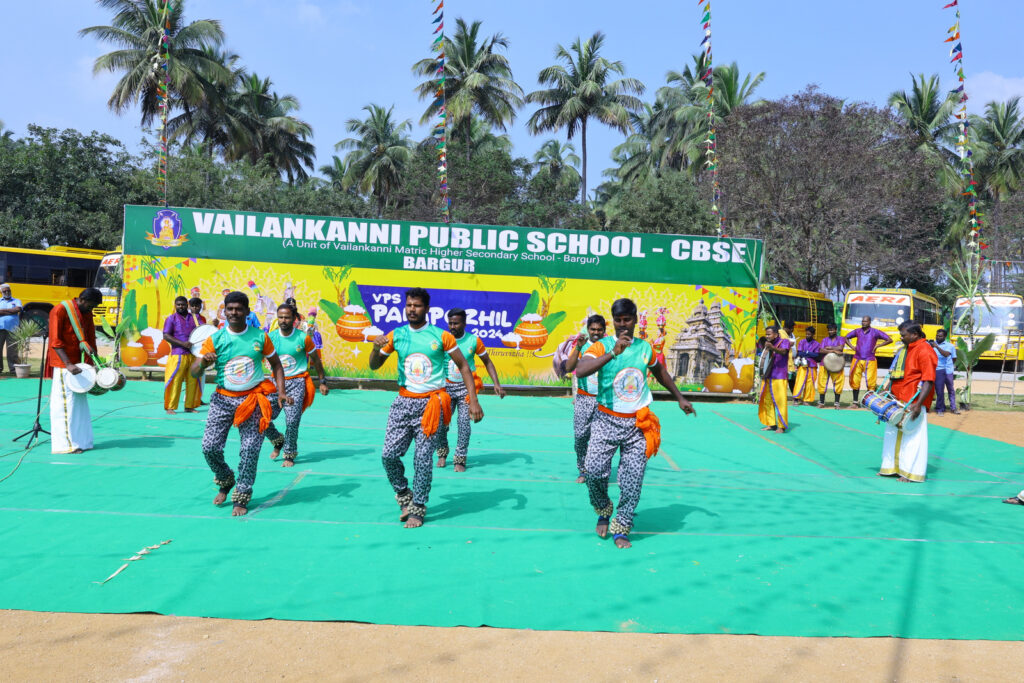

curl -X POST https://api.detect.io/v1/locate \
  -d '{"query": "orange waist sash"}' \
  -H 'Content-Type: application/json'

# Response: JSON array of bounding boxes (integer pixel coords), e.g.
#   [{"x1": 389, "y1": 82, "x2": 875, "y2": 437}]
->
[
  {"x1": 576, "y1": 388, "x2": 595, "y2": 397},
  {"x1": 446, "y1": 373, "x2": 484, "y2": 394},
  {"x1": 597, "y1": 404, "x2": 661, "y2": 458},
  {"x1": 285, "y1": 371, "x2": 316, "y2": 413},
  {"x1": 216, "y1": 379, "x2": 277, "y2": 433},
  {"x1": 398, "y1": 387, "x2": 453, "y2": 436}
]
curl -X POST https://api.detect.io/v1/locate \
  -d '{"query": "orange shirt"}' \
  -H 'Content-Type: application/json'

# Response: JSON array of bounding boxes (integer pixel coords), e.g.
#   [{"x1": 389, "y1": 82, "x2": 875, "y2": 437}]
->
[
  {"x1": 891, "y1": 338, "x2": 936, "y2": 409},
  {"x1": 48, "y1": 300, "x2": 96, "y2": 369}
]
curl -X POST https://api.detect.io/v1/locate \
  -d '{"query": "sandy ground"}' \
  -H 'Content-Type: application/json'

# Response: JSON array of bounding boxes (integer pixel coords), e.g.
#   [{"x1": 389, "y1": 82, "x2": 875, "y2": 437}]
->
[{"x1": 2, "y1": 410, "x2": 1024, "y2": 681}]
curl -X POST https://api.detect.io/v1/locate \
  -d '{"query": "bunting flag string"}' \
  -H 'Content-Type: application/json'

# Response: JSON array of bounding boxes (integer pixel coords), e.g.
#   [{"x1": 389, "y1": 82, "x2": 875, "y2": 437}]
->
[
  {"x1": 156, "y1": 1, "x2": 172, "y2": 207},
  {"x1": 698, "y1": 0, "x2": 724, "y2": 236},
  {"x1": 429, "y1": 0, "x2": 450, "y2": 222},
  {"x1": 944, "y1": 0, "x2": 979, "y2": 269}
]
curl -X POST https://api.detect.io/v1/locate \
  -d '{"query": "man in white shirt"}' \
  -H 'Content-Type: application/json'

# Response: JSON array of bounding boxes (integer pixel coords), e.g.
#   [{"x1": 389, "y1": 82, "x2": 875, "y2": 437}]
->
[
  {"x1": 930, "y1": 329, "x2": 958, "y2": 415},
  {"x1": 0, "y1": 284, "x2": 24, "y2": 372}
]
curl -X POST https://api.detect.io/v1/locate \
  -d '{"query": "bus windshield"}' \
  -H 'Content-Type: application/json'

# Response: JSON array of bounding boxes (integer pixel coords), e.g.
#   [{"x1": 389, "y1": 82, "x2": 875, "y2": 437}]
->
[
  {"x1": 94, "y1": 253, "x2": 122, "y2": 297},
  {"x1": 844, "y1": 302, "x2": 910, "y2": 326},
  {"x1": 953, "y1": 304, "x2": 1023, "y2": 334}
]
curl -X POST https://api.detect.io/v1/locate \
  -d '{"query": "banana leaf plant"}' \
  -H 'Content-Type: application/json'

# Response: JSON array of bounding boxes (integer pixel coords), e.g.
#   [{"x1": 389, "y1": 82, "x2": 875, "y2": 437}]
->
[{"x1": 954, "y1": 333, "x2": 996, "y2": 410}]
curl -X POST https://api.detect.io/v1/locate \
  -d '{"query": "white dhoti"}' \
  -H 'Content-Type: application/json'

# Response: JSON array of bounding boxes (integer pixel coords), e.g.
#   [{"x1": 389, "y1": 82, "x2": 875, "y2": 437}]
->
[
  {"x1": 880, "y1": 410, "x2": 928, "y2": 482},
  {"x1": 49, "y1": 367, "x2": 94, "y2": 454}
]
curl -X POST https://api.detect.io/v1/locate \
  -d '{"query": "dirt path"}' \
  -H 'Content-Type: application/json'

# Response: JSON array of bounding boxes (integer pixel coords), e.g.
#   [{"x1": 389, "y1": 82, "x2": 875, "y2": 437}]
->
[{"x1": 3, "y1": 409, "x2": 1024, "y2": 681}]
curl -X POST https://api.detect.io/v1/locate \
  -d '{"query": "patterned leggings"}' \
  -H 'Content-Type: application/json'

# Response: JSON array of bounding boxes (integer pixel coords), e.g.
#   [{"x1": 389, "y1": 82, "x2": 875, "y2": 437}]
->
[
  {"x1": 263, "y1": 376, "x2": 306, "y2": 458},
  {"x1": 381, "y1": 395, "x2": 439, "y2": 506},
  {"x1": 584, "y1": 411, "x2": 649, "y2": 535},
  {"x1": 573, "y1": 393, "x2": 598, "y2": 475},
  {"x1": 202, "y1": 390, "x2": 280, "y2": 501},
  {"x1": 438, "y1": 381, "x2": 470, "y2": 464}
]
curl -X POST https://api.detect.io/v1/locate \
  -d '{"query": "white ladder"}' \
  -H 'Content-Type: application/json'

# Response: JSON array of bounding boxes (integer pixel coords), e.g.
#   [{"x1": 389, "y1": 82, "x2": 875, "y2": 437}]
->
[{"x1": 995, "y1": 333, "x2": 1023, "y2": 407}]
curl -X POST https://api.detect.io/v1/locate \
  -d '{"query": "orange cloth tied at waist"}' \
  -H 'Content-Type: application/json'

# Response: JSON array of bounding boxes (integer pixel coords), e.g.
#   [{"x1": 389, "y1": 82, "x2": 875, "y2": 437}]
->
[
  {"x1": 576, "y1": 388, "x2": 595, "y2": 397},
  {"x1": 598, "y1": 404, "x2": 662, "y2": 458},
  {"x1": 446, "y1": 373, "x2": 483, "y2": 399},
  {"x1": 285, "y1": 371, "x2": 316, "y2": 413},
  {"x1": 399, "y1": 387, "x2": 452, "y2": 436},
  {"x1": 217, "y1": 379, "x2": 277, "y2": 433}
]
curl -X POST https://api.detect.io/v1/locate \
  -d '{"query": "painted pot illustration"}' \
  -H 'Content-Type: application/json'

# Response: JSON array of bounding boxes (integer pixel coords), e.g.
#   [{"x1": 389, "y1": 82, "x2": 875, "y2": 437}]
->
[
  {"x1": 703, "y1": 367, "x2": 735, "y2": 393},
  {"x1": 138, "y1": 328, "x2": 165, "y2": 364},
  {"x1": 362, "y1": 325, "x2": 384, "y2": 343},
  {"x1": 336, "y1": 305, "x2": 372, "y2": 342},
  {"x1": 121, "y1": 341, "x2": 148, "y2": 368},
  {"x1": 728, "y1": 357, "x2": 756, "y2": 393},
  {"x1": 501, "y1": 332, "x2": 523, "y2": 349},
  {"x1": 512, "y1": 314, "x2": 548, "y2": 350}
]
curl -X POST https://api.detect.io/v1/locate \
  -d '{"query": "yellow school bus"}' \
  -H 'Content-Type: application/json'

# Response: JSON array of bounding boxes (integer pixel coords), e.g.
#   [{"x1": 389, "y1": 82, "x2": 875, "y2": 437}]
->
[
  {"x1": 0, "y1": 245, "x2": 108, "y2": 328},
  {"x1": 93, "y1": 251, "x2": 123, "y2": 328},
  {"x1": 950, "y1": 293, "x2": 1024, "y2": 361},
  {"x1": 841, "y1": 289, "x2": 942, "y2": 358},
  {"x1": 758, "y1": 284, "x2": 836, "y2": 340}
]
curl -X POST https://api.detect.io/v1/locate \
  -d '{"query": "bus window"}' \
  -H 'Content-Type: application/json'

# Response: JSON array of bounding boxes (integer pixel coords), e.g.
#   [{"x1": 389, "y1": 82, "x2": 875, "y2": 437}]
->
[
  {"x1": 67, "y1": 267, "x2": 91, "y2": 288},
  {"x1": 0, "y1": 252, "x2": 6, "y2": 284},
  {"x1": 816, "y1": 299, "x2": 835, "y2": 325},
  {"x1": 844, "y1": 298, "x2": 910, "y2": 326}
]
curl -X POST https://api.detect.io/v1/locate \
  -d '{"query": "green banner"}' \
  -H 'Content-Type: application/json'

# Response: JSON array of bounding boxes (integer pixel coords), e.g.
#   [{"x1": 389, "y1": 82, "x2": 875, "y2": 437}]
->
[{"x1": 125, "y1": 205, "x2": 763, "y2": 287}]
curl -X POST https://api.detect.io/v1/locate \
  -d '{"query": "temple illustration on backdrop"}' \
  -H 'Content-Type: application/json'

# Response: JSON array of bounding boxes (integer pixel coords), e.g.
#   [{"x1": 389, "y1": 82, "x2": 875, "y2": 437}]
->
[{"x1": 666, "y1": 299, "x2": 733, "y2": 384}]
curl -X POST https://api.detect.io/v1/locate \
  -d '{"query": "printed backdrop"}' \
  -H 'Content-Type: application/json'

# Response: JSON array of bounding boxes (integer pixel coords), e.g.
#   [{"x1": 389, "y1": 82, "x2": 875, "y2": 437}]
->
[{"x1": 121, "y1": 206, "x2": 763, "y2": 390}]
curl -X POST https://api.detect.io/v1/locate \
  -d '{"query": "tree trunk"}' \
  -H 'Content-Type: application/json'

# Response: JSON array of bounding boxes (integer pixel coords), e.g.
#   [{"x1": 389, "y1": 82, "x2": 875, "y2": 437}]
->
[
  {"x1": 580, "y1": 119, "x2": 588, "y2": 205},
  {"x1": 465, "y1": 124, "x2": 471, "y2": 164}
]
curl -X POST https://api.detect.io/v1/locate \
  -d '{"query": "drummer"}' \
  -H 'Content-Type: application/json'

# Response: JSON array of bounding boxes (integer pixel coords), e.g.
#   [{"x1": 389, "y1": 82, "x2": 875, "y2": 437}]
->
[
  {"x1": 162, "y1": 296, "x2": 200, "y2": 414},
  {"x1": 793, "y1": 327, "x2": 820, "y2": 406},
  {"x1": 816, "y1": 322, "x2": 845, "y2": 409},
  {"x1": 48, "y1": 288, "x2": 102, "y2": 454},
  {"x1": 878, "y1": 321, "x2": 935, "y2": 482},
  {"x1": 189, "y1": 297, "x2": 208, "y2": 405},
  {"x1": 758, "y1": 325, "x2": 790, "y2": 433},
  {"x1": 845, "y1": 316, "x2": 892, "y2": 407}
]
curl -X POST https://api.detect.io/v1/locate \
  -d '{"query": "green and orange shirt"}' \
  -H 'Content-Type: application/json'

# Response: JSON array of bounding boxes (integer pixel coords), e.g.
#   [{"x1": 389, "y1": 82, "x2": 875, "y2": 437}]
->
[
  {"x1": 201, "y1": 325, "x2": 276, "y2": 392},
  {"x1": 380, "y1": 324, "x2": 458, "y2": 393},
  {"x1": 446, "y1": 332, "x2": 486, "y2": 382},
  {"x1": 269, "y1": 328, "x2": 315, "y2": 379},
  {"x1": 585, "y1": 337, "x2": 657, "y2": 414}
]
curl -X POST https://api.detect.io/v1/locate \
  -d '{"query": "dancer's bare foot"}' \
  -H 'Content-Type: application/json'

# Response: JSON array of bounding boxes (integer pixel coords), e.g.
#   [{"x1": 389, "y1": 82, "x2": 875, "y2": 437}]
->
[
  {"x1": 877, "y1": 472, "x2": 898, "y2": 478},
  {"x1": 213, "y1": 490, "x2": 229, "y2": 506},
  {"x1": 575, "y1": 474, "x2": 586, "y2": 484},
  {"x1": 454, "y1": 463, "x2": 466, "y2": 473},
  {"x1": 165, "y1": 409, "x2": 175, "y2": 415},
  {"x1": 404, "y1": 516, "x2": 423, "y2": 528},
  {"x1": 614, "y1": 536, "x2": 632, "y2": 549},
  {"x1": 270, "y1": 446, "x2": 280, "y2": 460},
  {"x1": 436, "y1": 455, "x2": 446, "y2": 468},
  {"x1": 596, "y1": 518, "x2": 609, "y2": 538},
  {"x1": 760, "y1": 426, "x2": 775, "y2": 431},
  {"x1": 232, "y1": 505, "x2": 248, "y2": 516},
  {"x1": 897, "y1": 476, "x2": 920, "y2": 483},
  {"x1": 282, "y1": 458, "x2": 295, "y2": 468},
  {"x1": 184, "y1": 408, "x2": 197, "y2": 413}
]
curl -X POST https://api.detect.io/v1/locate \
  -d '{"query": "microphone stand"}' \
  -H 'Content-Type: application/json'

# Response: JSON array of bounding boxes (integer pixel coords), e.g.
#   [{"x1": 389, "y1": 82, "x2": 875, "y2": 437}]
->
[{"x1": 13, "y1": 333, "x2": 50, "y2": 448}]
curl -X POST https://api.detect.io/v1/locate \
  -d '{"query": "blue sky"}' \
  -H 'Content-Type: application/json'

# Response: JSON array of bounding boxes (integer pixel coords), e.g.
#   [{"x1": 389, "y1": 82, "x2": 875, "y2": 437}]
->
[{"x1": 2, "y1": 0, "x2": 1022, "y2": 196}]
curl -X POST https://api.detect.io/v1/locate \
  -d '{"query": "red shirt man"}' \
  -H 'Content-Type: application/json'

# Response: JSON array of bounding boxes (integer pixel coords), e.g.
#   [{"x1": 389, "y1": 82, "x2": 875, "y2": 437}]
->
[
  {"x1": 891, "y1": 338, "x2": 936, "y2": 410},
  {"x1": 48, "y1": 298, "x2": 97, "y2": 370}
]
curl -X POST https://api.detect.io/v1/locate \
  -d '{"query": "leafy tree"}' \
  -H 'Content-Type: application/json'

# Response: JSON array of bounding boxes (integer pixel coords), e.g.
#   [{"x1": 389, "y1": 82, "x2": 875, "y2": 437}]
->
[
  {"x1": 607, "y1": 170, "x2": 716, "y2": 234},
  {"x1": 229, "y1": 73, "x2": 315, "y2": 183},
  {"x1": 412, "y1": 18, "x2": 523, "y2": 162},
  {"x1": 532, "y1": 140, "x2": 581, "y2": 195},
  {"x1": 80, "y1": 0, "x2": 228, "y2": 125},
  {"x1": 336, "y1": 104, "x2": 413, "y2": 216},
  {"x1": 887, "y1": 73, "x2": 957, "y2": 160},
  {"x1": 526, "y1": 31, "x2": 645, "y2": 204}
]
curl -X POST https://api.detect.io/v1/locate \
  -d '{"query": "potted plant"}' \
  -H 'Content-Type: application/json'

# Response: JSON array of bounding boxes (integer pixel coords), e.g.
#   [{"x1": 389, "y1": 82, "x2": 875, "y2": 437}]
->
[{"x1": 9, "y1": 319, "x2": 43, "y2": 378}]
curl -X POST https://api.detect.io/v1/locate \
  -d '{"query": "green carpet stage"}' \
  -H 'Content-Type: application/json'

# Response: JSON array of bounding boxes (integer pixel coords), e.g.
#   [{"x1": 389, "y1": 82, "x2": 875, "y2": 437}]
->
[{"x1": 1, "y1": 378, "x2": 1023, "y2": 640}]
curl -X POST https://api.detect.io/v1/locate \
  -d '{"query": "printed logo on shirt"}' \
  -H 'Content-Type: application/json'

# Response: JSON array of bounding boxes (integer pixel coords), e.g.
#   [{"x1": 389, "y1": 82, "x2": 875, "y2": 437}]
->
[
  {"x1": 224, "y1": 356, "x2": 257, "y2": 390},
  {"x1": 430, "y1": 341, "x2": 440, "y2": 351},
  {"x1": 613, "y1": 367, "x2": 645, "y2": 403},
  {"x1": 405, "y1": 353, "x2": 433, "y2": 384},
  {"x1": 280, "y1": 354, "x2": 297, "y2": 375}
]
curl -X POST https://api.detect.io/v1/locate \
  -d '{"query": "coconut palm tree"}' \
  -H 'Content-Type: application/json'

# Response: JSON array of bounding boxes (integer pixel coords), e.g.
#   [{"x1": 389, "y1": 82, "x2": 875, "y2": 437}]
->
[
  {"x1": 229, "y1": 74, "x2": 315, "y2": 183},
  {"x1": 611, "y1": 104, "x2": 662, "y2": 185},
  {"x1": 887, "y1": 73, "x2": 957, "y2": 159},
  {"x1": 80, "y1": 0, "x2": 228, "y2": 125},
  {"x1": 165, "y1": 47, "x2": 246, "y2": 157},
  {"x1": 690, "y1": 62, "x2": 766, "y2": 118},
  {"x1": 532, "y1": 139, "x2": 582, "y2": 194},
  {"x1": 413, "y1": 18, "x2": 524, "y2": 162},
  {"x1": 336, "y1": 104, "x2": 413, "y2": 216},
  {"x1": 525, "y1": 31, "x2": 645, "y2": 204},
  {"x1": 974, "y1": 97, "x2": 1024, "y2": 200}
]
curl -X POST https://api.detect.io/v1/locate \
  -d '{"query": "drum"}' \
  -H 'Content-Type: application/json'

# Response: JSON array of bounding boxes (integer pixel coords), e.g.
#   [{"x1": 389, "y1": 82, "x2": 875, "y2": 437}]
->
[
  {"x1": 189, "y1": 324, "x2": 218, "y2": 356},
  {"x1": 823, "y1": 352, "x2": 845, "y2": 373},
  {"x1": 96, "y1": 366, "x2": 127, "y2": 392},
  {"x1": 861, "y1": 390, "x2": 905, "y2": 424},
  {"x1": 64, "y1": 364, "x2": 98, "y2": 395},
  {"x1": 757, "y1": 350, "x2": 773, "y2": 379}
]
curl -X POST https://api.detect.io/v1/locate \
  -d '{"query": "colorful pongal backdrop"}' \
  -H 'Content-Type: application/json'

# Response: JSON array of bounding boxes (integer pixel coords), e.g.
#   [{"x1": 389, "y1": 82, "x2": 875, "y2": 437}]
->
[{"x1": 121, "y1": 206, "x2": 763, "y2": 391}]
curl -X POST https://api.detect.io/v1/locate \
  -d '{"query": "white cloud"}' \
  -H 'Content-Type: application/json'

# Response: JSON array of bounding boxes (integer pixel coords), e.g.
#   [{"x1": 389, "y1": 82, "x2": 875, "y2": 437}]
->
[{"x1": 968, "y1": 71, "x2": 1024, "y2": 112}]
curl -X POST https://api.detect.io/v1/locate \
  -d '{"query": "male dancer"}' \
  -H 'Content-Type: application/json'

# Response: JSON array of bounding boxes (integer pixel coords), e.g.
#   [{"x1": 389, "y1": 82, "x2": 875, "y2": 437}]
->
[
  {"x1": 878, "y1": 321, "x2": 935, "y2": 482},
  {"x1": 563, "y1": 314, "x2": 607, "y2": 483},
  {"x1": 189, "y1": 297, "x2": 207, "y2": 404},
  {"x1": 758, "y1": 325, "x2": 790, "y2": 433},
  {"x1": 817, "y1": 322, "x2": 845, "y2": 409},
  {"x1": 264, "y1": 303, "x2": 329, "y2": 467},
  {"x1": 782, "y1": 321, "x2": 797, "y2": 392},
  {"x1": 369, "y1": 288, "x2": 482, "y2": 528},
  {"x1": 845, "y1": 316, "x2": 892, "y2": 406},
  {"x1": 48, "y1": 288, "x2": 102, "y2": 454},
  {"x1": 793, "y1": 327, "x2": 820, "y2": 406},
  {"x1": 191, "y1": 291, "x2": 290, "y2": 516},
  {"x1": 575, "y1": 298, "x2": 697, "y2": 549},
  {"x1": 162, "y1": 296, "x2": 200, "y2": 414},
  {"x1": 436, "y1": 308, "x2": 506, "y2": 472}
]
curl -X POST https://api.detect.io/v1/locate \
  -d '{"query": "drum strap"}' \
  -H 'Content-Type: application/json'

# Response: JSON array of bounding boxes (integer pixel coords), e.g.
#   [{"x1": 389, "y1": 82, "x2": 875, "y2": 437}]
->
[
  {"x1": 61, "y1": 300, "x2": 95, "y2": 358},
  {"x1": 886, "y1": 348, "x2": 907, "y2": 390}
]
